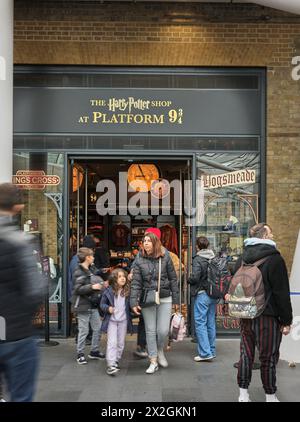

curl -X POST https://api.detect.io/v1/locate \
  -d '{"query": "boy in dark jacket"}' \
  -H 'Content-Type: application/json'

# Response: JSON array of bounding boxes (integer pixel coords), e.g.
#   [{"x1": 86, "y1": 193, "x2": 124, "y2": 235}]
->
[
  {"x1": 232, "y1": 223, "x2": 293, "y2": 403},
  {"x1": 72, "y1": 247, "x2": 105, "y2": 364}
]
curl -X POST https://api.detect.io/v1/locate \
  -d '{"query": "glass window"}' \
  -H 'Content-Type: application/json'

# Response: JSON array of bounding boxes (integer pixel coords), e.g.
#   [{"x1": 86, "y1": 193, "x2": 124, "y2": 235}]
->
[
  {"x1": 13, "y1": 152, "x2": 64, "y2": 336},
  {"x1": 196, "y1": 152, "x2": 260, "y2": 334}
]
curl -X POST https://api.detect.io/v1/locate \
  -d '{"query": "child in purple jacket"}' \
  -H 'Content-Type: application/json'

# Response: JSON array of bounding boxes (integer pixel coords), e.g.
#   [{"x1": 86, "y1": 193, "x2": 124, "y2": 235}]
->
[{"x1": 100, "y1": 269, "x2": 133, "y2": 376}]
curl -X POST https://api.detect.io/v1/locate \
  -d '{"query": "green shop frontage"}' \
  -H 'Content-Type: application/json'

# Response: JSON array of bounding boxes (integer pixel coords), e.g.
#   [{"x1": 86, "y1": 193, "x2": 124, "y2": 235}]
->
[{"x1": 13, "y1": 66, "x2": 266, "y2": 337}]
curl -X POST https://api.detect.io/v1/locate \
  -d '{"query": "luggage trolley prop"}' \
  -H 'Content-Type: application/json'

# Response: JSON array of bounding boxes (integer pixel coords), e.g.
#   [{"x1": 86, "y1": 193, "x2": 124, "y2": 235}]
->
[{"x1": 280, "y1": 230, "x2": 300, "y2": 367}]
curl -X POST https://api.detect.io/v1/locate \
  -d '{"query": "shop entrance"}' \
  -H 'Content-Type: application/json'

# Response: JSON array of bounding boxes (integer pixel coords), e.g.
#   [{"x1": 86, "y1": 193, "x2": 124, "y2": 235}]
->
[{"x1": 68, "y1": 155, "x2": 195, "y2": 334}]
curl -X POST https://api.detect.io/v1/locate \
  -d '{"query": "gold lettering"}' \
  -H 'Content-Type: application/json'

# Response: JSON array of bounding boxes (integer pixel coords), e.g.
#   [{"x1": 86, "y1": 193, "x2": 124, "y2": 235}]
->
[
  {"x1": 153, "y1": 114, "x2": 164, "y2": 124},
  {"x1": 93, "y1": 112, "x2": 102, "y2": 123}
]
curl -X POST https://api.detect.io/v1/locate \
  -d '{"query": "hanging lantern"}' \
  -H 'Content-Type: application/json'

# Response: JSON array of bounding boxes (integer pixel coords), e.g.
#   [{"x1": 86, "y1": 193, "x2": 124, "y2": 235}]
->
[{"x1": 72, "y1": 165, "x2": 84, "y2": 192}]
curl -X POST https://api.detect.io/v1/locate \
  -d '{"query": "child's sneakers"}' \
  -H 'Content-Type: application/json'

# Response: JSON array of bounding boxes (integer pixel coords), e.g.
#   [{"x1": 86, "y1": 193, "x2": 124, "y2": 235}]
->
[
  {"x1": 77, "y1": 354, "x2": 87, "y2": 365},
  {"x1": 88, "y1": 351, "x2": 105, "y2": 360},
  {"x1": 106, "y1": 366, "x2": 120, "y2": 376}
]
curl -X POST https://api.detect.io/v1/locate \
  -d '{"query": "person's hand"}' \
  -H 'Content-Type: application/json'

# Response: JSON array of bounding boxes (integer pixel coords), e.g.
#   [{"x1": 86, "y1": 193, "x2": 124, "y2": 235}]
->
[
  {"x1": 92, "y1": 283, "x2": 101, "y2": 290},
  {"x1": 108, "y1": 306, "x2": 114, "y2": 314},
  {"x1": 281, "y1": 325, "x2": 291, "y2": 336},
  {"x1": 128, "y1": 271, "x2": 133, "y2": 281},
  {"x1": 132, "y1": 306, "x2": 141, "y2": 315},
  {"x1": 224, "y1": 294, "x2": 230, "y2": 302}
]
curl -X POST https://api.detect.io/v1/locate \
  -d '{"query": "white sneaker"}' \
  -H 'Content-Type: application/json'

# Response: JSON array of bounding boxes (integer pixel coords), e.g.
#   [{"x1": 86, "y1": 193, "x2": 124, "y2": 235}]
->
[
  {"x1": 238, "y1": 397, "x2": 251, "y2": 402},
  {"x1": 238, "y1": 388, "x2": 251, "y2": 402},
  {"x1": 146, "y1": 362, "x2": 159, "y2": 374},
  {"x1": 194, "y1": 355, "x2": 214, "y2": 362},
  {"x1": 157, "y1": 350, "x2": 168, "y2": 368},
  {"x1": 266, "y1": 394, "x2": 280, "y2": 402}
]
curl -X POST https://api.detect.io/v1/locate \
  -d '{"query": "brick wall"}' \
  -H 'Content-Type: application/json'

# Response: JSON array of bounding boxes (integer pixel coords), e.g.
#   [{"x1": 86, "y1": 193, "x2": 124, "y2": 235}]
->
[
  {"x1": 22, "y1": 190, "x2": 58, "y2": 263},
  {"x1": 14, "y1": 1, "x2": 300, "y2": 270}
]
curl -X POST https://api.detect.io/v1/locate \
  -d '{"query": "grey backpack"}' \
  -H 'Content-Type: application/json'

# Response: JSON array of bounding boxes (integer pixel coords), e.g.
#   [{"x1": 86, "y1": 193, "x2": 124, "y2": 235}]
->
[{"x1": 228, "y1": 257, "x2": 268, "y2": 319}]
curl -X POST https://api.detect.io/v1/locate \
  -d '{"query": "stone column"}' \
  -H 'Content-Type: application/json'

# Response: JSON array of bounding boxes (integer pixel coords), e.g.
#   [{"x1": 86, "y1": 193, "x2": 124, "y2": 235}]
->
[{"x1": 0, "y1": 0, "x2": 13, "y2": 183}]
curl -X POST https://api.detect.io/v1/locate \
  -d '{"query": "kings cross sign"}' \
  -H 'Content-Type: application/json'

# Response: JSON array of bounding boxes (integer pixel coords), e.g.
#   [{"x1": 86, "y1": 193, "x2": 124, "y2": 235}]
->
[{"x1": 12, "y1": 170, "x2": 61, "y2": 190}]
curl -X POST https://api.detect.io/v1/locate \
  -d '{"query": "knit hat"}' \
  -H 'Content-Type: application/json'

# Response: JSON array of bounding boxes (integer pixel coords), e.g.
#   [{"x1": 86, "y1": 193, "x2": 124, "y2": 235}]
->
[
  {"x1": 82, "y1": 235, "x2": 96, "y2": 248},
  {"x1": 145, "y1": 227, "x2": 161, "y2": 240}
]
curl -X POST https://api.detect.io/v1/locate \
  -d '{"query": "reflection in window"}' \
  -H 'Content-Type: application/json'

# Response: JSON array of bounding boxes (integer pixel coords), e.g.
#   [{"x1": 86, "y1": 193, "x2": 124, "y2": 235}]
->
[{"x1": 196, "y1": 152, "x2": 260, "y2": 334}]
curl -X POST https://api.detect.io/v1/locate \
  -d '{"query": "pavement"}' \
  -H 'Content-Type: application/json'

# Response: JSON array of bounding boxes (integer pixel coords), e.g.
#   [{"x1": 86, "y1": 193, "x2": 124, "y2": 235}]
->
[{"x1": 33, "y1": 336, "x2": 300, "y2": 402}]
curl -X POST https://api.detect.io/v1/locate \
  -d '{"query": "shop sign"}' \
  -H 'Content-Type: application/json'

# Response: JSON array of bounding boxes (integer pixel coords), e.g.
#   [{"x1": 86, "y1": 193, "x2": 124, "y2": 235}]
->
[
  {"x1": 14, "y1": 87, "x2": 261, "y2": 136},
  {"x1": 12, "y1": 170, "x2": 61, "y2": 190},
  {"x1": 202, "y1": 169, "x2": 256, "y2": 190}
]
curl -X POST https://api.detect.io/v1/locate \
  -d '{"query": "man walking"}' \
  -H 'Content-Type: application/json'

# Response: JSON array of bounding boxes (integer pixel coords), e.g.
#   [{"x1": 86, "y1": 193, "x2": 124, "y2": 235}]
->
[
  {"x1": 0, "y1": 183, "x2": 45, "y2": 402},
  {"x1": 231, "y1": 223, "x2": 293, "y2": 402}
]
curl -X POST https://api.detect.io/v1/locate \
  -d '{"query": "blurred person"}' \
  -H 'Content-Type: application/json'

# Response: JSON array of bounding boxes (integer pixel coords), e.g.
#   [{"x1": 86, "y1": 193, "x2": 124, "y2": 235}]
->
[
  {"x1": 0, "y1": 183, "x2": 45, "y2": 402},
  {"x1": 72, "y1": 247, "x2": 106, "y2": 364},
  {"x1": 0, "y1": 373, "x2": 5, "y2": 402}
]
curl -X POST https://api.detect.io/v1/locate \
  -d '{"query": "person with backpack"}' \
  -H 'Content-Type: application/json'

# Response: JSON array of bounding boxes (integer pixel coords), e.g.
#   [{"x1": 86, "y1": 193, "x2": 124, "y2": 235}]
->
[
  {"x1": 188, "y1": 236, "x2": 219, "y2": 362},
  {"x1": 227, "y1": 223, "x2": 293, "y2": 402}
]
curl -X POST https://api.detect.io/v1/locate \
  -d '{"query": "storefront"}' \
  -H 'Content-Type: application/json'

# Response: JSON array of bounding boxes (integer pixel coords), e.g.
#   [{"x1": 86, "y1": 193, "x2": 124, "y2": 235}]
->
[{"x1": 13, "y1": 66, "x2": 265, "y2": 337}]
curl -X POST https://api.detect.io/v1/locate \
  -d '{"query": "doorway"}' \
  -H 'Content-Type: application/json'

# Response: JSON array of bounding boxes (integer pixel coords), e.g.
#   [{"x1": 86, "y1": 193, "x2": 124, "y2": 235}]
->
[{"x1": 68, "y1": 155, "x2": 195, "y2": 334}]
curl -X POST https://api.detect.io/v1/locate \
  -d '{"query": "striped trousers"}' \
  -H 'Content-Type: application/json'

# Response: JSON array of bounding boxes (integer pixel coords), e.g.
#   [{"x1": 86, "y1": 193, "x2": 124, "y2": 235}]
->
[{"x1": 237, "y1": 315, "x2": 282, "y2": 394}]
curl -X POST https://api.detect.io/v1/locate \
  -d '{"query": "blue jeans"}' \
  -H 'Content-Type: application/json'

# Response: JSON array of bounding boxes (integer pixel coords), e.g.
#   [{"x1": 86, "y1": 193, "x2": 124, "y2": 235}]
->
[
  {"x1": 194, "y1": 292, "x2": 217, "y2": 358},
  {"x1": 142, "y1": 301, "x2": 172, "y2": 359},
  {"x1": 0, "y1": 337, "x2": 39, "y2": 402}
]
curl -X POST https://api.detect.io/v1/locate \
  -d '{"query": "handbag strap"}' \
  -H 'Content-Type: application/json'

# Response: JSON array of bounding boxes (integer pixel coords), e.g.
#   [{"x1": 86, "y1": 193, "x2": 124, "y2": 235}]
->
[{"x1": 157, "y1": 257, "x2": 162, "y2": 292}]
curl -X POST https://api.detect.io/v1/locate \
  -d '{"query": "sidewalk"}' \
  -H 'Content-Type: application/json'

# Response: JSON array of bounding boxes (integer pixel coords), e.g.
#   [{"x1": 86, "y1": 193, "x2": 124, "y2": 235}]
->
[{"x1": 35, "y1": 337, "x2": 299, "y2": 402}]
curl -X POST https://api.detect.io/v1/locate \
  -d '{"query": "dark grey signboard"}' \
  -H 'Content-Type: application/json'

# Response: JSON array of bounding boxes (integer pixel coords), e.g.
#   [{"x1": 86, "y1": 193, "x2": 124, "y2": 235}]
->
[{"x1": 14, "y1": 87, "x2": 261, "y2": 135}]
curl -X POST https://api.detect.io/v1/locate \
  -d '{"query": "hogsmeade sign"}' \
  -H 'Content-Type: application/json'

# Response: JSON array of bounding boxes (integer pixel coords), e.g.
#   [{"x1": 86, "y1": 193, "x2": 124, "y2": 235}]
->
[
  {"x1": 202, "y1": 169, "x2": 255, "y2": 190},
  {"x1": 13, "y1": 170, "x2": 61, "y2": 190}
]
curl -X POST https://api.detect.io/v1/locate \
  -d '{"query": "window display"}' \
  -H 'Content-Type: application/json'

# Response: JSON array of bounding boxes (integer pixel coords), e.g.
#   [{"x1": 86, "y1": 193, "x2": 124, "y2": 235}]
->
[
  {"x1": 13, "y1": 152, "x2": 64, "y2": 336},
  {"x1": 196, "y1": 152, "x2": 260, "y2": 334}
]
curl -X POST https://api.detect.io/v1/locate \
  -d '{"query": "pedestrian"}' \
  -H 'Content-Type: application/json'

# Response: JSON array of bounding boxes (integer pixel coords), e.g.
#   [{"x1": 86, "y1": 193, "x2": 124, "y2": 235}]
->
[
  {"x1": 130, "y1": 231, "x2": 179, "y2": 374},
  {"x1": 128, "y1": 263, "x2": 147, "y2": 359},
  {"x1": 188, "y1": 236, "x2": 217, "y2": 362},
  {"x1": 100, "y1": 268, "x2": 132, "y2": 376},
  {"x1": 0, "y1": 183, "x2": 45, "y2": 402},
  {"x1": 92, "y1": 234, "x2": 110, "y2": 280},
  {"x1": 229, "y1": 223, "x2": 293, "y2": 402},
  {"x1": 72, "y1": 247, "x2": 106, "y2": 364}
]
